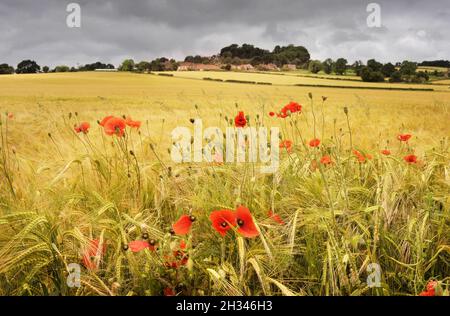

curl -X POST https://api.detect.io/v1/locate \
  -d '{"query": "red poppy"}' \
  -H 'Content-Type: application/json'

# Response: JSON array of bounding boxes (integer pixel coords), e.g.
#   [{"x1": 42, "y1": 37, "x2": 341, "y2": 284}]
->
[
  {"x1": 166, "y1": 240, "x2": 189, "y2": 268},
  {"x1": 419, "y1": 281, "x2": 437, "y2": 296},
  {"x1": 7, "y1": 112, "x2": 13, "y2": 119},
  {"x1": 235, "y1": 206, "x2": 259, "y2": 238},
  {"x1": 353, "y1": 150, "x2": 372, "y2": 163},
  {"x1": 398, "y1": 134, "x2": 412, "y2": 142},
  {"x1": 81, "y1": 239, "x2": 106, "y2": 270},
  {"x1": 99, "y1": 115, "x2": 114, "y2": 127},
  {"x1": 320, "y1": 155, "x2": 333, "y2": 165},
  {"x1": 279, "y1": 140, "x2": 293, "y2": 153},
  {"x1": 268, "y1": 210, "x2": 285, "y2": 225},
  {"x1": 103, "y1": 117, "x2": 126, "y2": 137},
  {"x1": 209, "y1": 210, "x2": 236, "y2": 237},
  {"x1": 404, "y1": 154, "x2": 418, "y2": 164},
  {"x1": 172, "y1": 215, "x2": 194, "y2": 236},
  {"x1": 74, "y1": 122, "x2": 90, "y2": 134},
  {"x1": 164, "y1": 288, "x2": 176, "y2": 296},
  {"x1": 269, "y1": 112, "x2": 275, "y2": 117},
  {"x1": 278, "y1": 101, "x2": 302, "y2": 118},
  {"x1": 125, "y1": 116, "x2": 142, "y2": 129},
  {"x1": 309, "y1": 138, "x2": 321, "y2": 148},
  {"x1": 128, "y1": 240, "x2": 156, "y2": 253},
  {"x1": 235, "y1": 111, "x2": 247, "y2": 128},
  {"x1": 381, "y1": 149, "x2": 391, "y2": 156}
]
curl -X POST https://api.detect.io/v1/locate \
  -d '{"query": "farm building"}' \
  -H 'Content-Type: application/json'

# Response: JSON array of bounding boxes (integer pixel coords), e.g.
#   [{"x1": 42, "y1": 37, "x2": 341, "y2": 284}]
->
[
  {"x1": 282, "y1": 64, "x2": 297, "y2": 71},
  {"x1": 177, "y1": 62, "x2": 221, "y2": 71},
  {"x1": 232, "y1": 64, "x2": 255, "y2": 71}
]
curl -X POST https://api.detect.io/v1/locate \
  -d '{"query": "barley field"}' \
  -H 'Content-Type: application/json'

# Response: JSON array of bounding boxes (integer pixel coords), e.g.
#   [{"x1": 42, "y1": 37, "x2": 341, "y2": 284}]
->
[{"x1": 0, "y1": 72, "x2": 449, "y2": 296}]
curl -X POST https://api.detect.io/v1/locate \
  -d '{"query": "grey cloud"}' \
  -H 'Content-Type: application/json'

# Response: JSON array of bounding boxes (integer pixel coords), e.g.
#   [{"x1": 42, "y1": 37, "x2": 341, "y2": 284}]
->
[{"x1": 0, "y1": 0, "x2": 449, "y2": 68}]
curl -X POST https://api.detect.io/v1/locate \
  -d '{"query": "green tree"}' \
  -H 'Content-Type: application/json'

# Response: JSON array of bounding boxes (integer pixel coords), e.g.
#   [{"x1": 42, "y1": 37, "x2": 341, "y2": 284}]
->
[
  {"x1": 333, "y1": 58, "x2": 348, "y2": 75},
  {"x1": 136, "y1": 61, "x2": 152, "y2": 72},
  {"x1": 322, "y1": 58, "x2": 334, "y2": 74},
  {"x1": 118, "y1": 59, "x2": 135, "y2": 72},
  {"x1": 360, "y1": 67, "x2": 385, "y2": 82},
  {"x1": 367, "y1": 59, "x2": 383, "y2": 72},
  {"x1": 389, "y1": 71, "x2": 403, "y2": 83},
  {"x1": 0, "y1": 63, "x2": 14, "y2": 74},
  {"x1": 42, "y1": 66, "x2": 49, "y2": 73},
  {"x1": 16, "y1": 60, "x2": 40, "y2": 74},
  {"x1": 399, "y1": 61, "x2": 417, "y2": 76},
  {"x1": 381, "y1": 63, "x2": 396, "y2": 77},
  {"x1": 308, "y1": 60, "x2": 322, "y2": 74},
  {"x1": 54, "y1": 65, "x2": 70, "y2": 72}
]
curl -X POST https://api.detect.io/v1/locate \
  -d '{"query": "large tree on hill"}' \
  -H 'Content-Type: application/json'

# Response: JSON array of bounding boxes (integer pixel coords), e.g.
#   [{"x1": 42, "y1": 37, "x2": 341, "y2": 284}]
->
[
  {"x1": 367, "y1": 59, "x2": 383, "y2": 72},
  {"x1": 0, "y1": 63, "x2": 14, "y2": 74},
  {"x1": 400, "y1": 61, "x2": 418, "y2": 76},
  {"x1": 16, "y1": 60, "x2": 40, "y2": 74},
  {"x1": 333, "y1": 58, "x2": 347, "y2": 75}
]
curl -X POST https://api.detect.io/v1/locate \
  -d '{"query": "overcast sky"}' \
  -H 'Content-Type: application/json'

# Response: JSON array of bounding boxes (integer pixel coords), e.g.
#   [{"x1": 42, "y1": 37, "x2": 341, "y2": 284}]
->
[{"x1": 1, "y1": 0, "x2": 449, "y2": 68}]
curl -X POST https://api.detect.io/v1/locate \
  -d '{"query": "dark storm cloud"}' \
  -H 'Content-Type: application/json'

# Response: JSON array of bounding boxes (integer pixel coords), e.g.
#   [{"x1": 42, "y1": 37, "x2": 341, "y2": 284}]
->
[{"x1": 0, "y1": 0, "x2": 449, "y2": 68}]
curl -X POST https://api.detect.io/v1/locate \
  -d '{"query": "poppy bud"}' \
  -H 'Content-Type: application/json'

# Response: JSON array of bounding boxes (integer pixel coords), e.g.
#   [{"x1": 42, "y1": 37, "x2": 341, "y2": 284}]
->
[
  {"x1": 189, "y1": 215, "x2": 196, "y2": 222},
  {"x1": 343, "y1": 107, "x2": 348, "y2": 115},
  {"x1": 48, "y1": 133, "x2": 52, "y2": 138},
  {"x1": 69, "y1": 112, "x2": 72, "y2": 119},
  {"x1": 194, "y1": 104, "x2": 198, "y2": 109},
  {"x1": 150, "y1": 144, "x2": 154, "y2": 150},
  {"x1": 322, "y1": 96, "x2": 328, "y2": 101},
  {"x1": 142, "y1": 233, "x2": 149, "y2": 240},
  {"x1": 308, "y1": 92, "x2": 313, "y2": 99},
  {"x1": 129, "y1": 150, "x2": 135, "y2": 156},
  {"x1": 189, "y1": 118, "x2": 195, "y2": 124},
  {"x1": 97, "y1": 120, "x2": 101, "y2": 125},
  {"x1": 75, "y1": 112, "x2": 78, "y2": 116}
]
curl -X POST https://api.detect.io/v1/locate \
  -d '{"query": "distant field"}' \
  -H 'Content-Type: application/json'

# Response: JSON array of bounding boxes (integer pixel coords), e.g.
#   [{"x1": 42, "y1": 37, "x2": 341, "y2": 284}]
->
[{"x1": 159, "y1": 70, "x2": 449, "y2": 91}]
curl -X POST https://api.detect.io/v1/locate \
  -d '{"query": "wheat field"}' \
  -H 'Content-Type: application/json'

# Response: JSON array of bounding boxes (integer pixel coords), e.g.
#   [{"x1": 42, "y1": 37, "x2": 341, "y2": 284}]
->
[{"x1": 0, "y1": 72, "x2": 448, "y2": 296}]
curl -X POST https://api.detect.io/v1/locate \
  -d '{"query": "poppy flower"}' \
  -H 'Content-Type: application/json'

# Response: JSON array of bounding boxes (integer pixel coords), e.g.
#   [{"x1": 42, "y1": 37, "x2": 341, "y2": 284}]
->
[
  {"x1": 279, "y1": 140, "x2": 293, "y2": 153},
  {"x1": 103, "y1": 117, "x2": 126, "y2": 137},
  {"x1": 419, "y1": 280, "x2": 438, "y2": 296},
  {"x1": 172, "y1": 215, "x2": 195, "y2": 236},
  {"x1": 128, "y1": 240, "x2": 156, "y2": 253},
  {"x1": 209, "y1": 210, "x2": 236, "y2": 237},
  {"x1": 404, "y1": 154, "x2": 418, "y2": 164},
  {"x1": 7, "y1": 112, "x2": 13, "y2": 119},
  {"x1": 353, "y1": 150, "x2": 372, "y2": 163},
  {"x1": 381, "y1": 149, "x2": 391, "y2": 156},
  {"x1": 320, "y1": 155, "x2": 333, "y2": 165},
  {"x1": 398, "y1": 134, "x2": 412, "y2": 142},
  {"x1": 268, "y1": 210, "x2": 285, "y2": 225},
  {"x1": 74, "y1": 122, "x2": 90, "y2": 134},
  {"x1": 309, "y1": 138, "x2": 321, "y2": 148},
  {"x1": 235, "y1": 111, "x2": 247, "y2": 128},
  {"x1": 81, "y1": 239, "x2": 106, "y2": 270},
  {"x1": 278, "y1": 101, "x2": 302, "y2": 118},
  {"x1": 99, "y1": 115, "x2": 114, "y2": 127},
  {"x1": 125, "y1": 116, "x2": 142, "y2": 129},
  {"x1": 269, "y1": 112, "x2": 275, "y2": 117},
  {"x1": 166, "y1": 240, "x2": 189, "y2": 268},
  {"x1": 164, "y1": 288, "x2": 176, "y2": 296},
  {"x1": 235, "y1": 206, "x2": 259, "y2": 238}
]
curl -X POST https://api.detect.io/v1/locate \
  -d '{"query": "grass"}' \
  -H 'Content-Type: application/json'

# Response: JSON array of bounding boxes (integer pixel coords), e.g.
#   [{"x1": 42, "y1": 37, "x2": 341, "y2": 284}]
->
[{"x1": 0, "y1": 72, "x2": 449, "y2": 296}]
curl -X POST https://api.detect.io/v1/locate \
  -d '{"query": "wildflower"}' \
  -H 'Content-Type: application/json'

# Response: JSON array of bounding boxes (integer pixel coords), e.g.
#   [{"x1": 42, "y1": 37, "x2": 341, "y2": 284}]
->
[
  {"x1": 81, "y1": 239, "x2": 106, "y2": 270},
  {"x1": 278, "y1": 101, "x2": 302, "y2": 118},
  {"x1": 398, "y1": 134, "x2": 412, "y2": 142},
  {"x1": 320, "y1": 155, "x2": 333, "y2": 165},
  {"x1": 74, "y1": 122, "x2": 90, "y2": 134},
  {"x1": 381, "y1": 149, "x2": 391, "y2": 156},
  {"x1": 99, "y1": 115, "x2": 114, "y2": 126},
  {"x1": 103, "y1": 117, "x2": 126, "y2": 137},
  {"x1": 209, "y1": 210, "x2": 236, "y2": 237},
  {"x1": 353, "y1": 150, "x2": 372, "y2": 163},
  {"x1": 419, "y1": 280, "x2": 438, "y2": 296},
  {"x1": 7, "y1": 112, "x2": 13, "y2": 119},
  {"x1": 309, "y1": 138, "x2": 321, "y2": 148},
  {"x1": 269, "y1": 111, "x2": 275, "y2": 117},
  {"x1": 234, "y1": 111, "x2": 247, "y2": 128},
  {"x1": 279, "y1": 140, "x2": 293, "y2": 153},
  {"x1": 235, "y1": 206, "x2": 259, "y2": 238},
  {"x1": 128, "y1": 240, "x2": 156, "y2": 253},
  {"x1": 164, "y1": 288, "x2": 176, "y2": 296},
  {"x1": 268, "y1": 210, "x2": 285, "y2": 225},
  {"x1": 404, "y1": 154, "x2": 418, "y2": 164},
  {"x1": 125, "y1": 116, "x2": 141, "y2": 129},
  {"x1": 172, "y1": 214, "x2": 195, "y2": 236}
]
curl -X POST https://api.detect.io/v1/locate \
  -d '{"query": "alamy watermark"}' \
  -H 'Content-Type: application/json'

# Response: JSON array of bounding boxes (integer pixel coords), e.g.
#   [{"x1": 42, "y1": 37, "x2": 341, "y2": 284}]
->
[
  {"x1": 170, "y1": 119, "x2": 280, "y2": 173},
  {"x1": 367, "y1": 3, "x2": 381, "y2": 28},
  {"x1": 66, "y1": 3, "x2": 81, "y2": 28}
]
